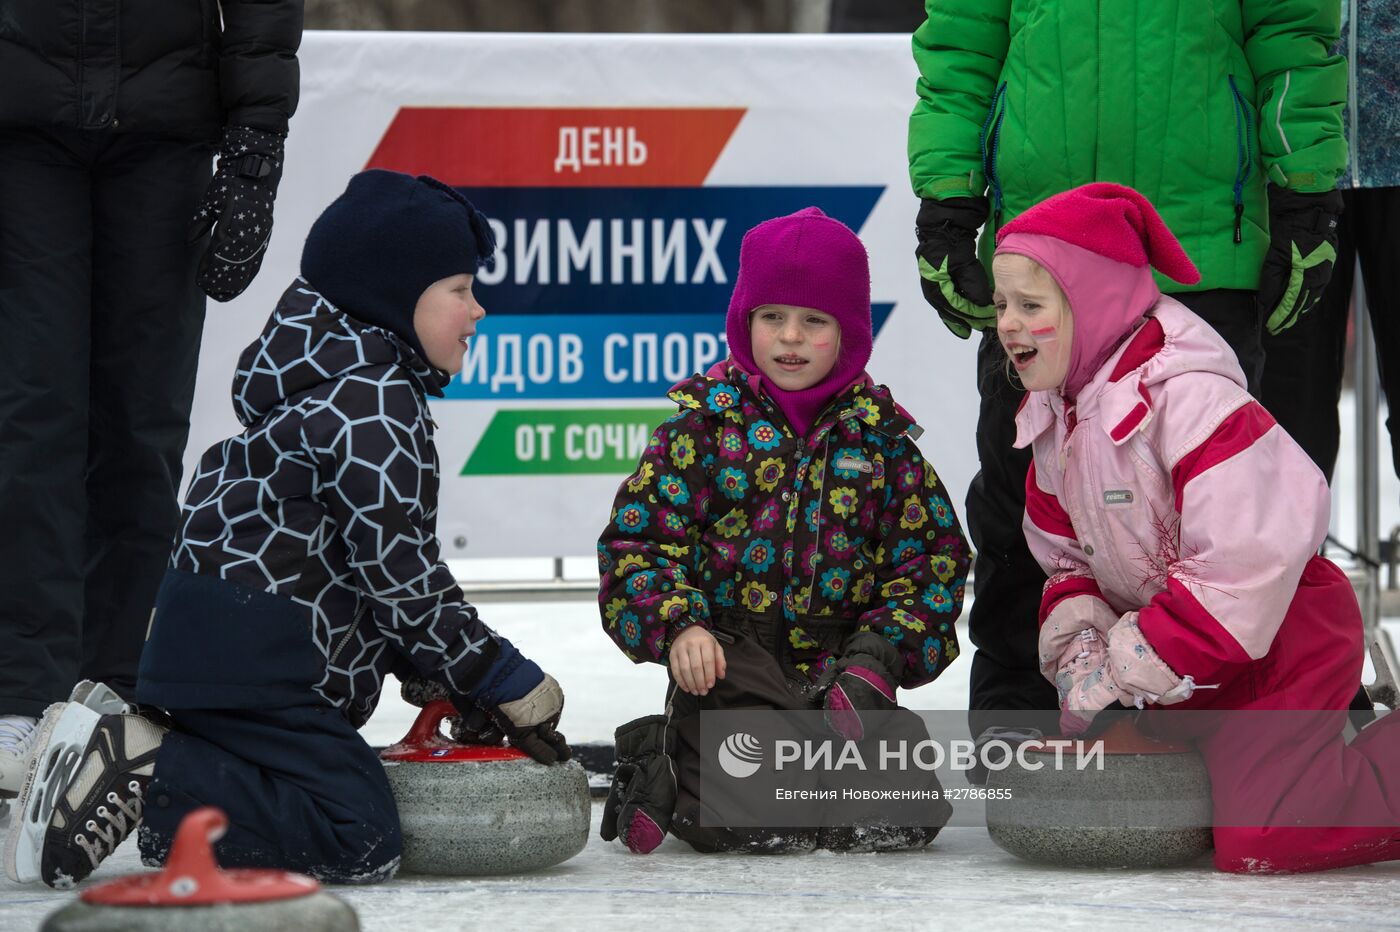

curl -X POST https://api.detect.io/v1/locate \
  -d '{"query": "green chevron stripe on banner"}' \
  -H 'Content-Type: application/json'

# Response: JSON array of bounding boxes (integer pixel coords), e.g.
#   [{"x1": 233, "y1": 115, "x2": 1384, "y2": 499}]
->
[{"x1": 461, "y1": 408, "x2": 673, "y2": 475}]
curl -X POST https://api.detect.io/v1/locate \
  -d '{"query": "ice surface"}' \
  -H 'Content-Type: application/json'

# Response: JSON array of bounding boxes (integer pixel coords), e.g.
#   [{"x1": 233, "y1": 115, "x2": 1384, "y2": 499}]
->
[
  {"x1": 5, "y1": 796, "x2": 1400, "y2": 931},
  {"x1": 5, "y1": 607, "x2": 1400, "y2": 931}
]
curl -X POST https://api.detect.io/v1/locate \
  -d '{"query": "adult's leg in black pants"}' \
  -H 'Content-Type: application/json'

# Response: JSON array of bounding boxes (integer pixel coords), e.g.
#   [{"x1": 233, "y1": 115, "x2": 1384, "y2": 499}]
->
[
  {"x1": 1332, "y1": 187, "x2": 1400, "y2": 719},
  {"x1": 1259, "y1": 189, "x2": 1395, "y2": 719},
  {"x1": 1174, "y1": 289, "x2": 1264, "y2": 399},
  {"x1": 966, "y1": 332, "x2": 1058, "y2": 740},
  {"x1": 1259, "y1": 200, "x2": 1355, "y2": 477},
  {"x1": 1350, "y1": 187, "x2": 1400, "y2": 483},
  {"x1": 84, "y1": 134, "x2": 211, "y2": 695},
  {"x1": 0, "y1": 130, "x2": 94, "y2": 716}
]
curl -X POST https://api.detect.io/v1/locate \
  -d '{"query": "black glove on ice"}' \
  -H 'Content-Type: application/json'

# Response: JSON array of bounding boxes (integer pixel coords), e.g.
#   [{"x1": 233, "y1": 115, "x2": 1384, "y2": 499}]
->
[
  {"x1": 600, "y1": 714, "x2": 676, "y2": 854},
  {"x1": 1257, "y1": 185, "x2": 1344, "y2": 335},
  {"x1": 814, "y1": 632, "x2": 903, "y2": 741},
  {"x1": 915, "y1": 195, "x2": 996, "y2": 339},
  {"x1": 189, "y1": 125, "x2": 286, "y2": 301}
]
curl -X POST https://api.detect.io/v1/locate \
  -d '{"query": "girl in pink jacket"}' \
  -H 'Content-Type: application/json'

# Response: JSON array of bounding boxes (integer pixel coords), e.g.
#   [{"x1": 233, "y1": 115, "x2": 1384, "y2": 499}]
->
[{"x1": 997, "y1": 183, "x2": 1399, "y2": 873}]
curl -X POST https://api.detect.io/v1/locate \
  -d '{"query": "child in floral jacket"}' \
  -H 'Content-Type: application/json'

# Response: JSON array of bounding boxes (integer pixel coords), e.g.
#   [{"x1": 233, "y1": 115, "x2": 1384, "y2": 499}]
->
[{"x1": 597, "y1": 207, "x2": 971, "y2": 854}]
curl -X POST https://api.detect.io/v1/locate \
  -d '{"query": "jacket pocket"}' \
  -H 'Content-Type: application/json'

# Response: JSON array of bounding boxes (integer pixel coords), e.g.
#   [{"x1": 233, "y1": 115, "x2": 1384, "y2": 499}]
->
[
  {"x1": 198, "y1": 0, "x2": 216, "y2": 65},
  {"x1": 1227, "y1": 75, "x2": 1255, "y2": 244},
  {"x1": 979, "y1": 81, "x2": 1009, "y2": 230},
  {"x1": 329, "y1": 600, "x2": 370, "y2": 667}
]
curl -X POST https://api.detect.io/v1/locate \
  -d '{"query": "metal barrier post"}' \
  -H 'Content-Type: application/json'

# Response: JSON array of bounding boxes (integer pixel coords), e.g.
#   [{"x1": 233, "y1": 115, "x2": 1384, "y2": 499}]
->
[{"x1": 1355, "y1": 258, "x2": 1399, "y2": 708}]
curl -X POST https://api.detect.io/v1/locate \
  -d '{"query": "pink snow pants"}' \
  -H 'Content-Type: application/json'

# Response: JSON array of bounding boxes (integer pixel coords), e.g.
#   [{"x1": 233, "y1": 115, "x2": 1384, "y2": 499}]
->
[{"x1": 1156, "y1": 557, "x2": 1400, "y2": 872}]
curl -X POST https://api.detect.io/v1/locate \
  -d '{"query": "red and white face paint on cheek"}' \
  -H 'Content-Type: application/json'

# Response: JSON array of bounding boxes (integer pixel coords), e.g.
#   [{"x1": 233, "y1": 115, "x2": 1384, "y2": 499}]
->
[{"x1": 1029, "y1": 326, "x2": 1059, "y2": 344}]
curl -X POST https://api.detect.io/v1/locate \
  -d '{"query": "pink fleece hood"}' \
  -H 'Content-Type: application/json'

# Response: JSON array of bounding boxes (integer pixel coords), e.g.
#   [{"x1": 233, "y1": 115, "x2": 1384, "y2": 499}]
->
[{"x1": 995, "y1": 183, "x2": 1201, "y2": 399}]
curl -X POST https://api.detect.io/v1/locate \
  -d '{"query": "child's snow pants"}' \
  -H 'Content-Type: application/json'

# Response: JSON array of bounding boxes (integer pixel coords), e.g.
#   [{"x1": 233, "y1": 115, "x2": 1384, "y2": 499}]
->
[
  {"x1": 1154, "y1": 557, "x2": 1400, "y2": 873},
  {"x1": 665, "y1": 612, "x2": 952, "y2": 853},
  {"x1": 137, "y1": 704, "x2": 402, "y2": 883}
]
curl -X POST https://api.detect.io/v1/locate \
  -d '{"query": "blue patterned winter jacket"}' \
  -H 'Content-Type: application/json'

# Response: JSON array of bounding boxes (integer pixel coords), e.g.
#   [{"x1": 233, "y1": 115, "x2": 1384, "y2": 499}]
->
[{"x1": 138, "y1": 281, "x2": 514, "y2": 725}]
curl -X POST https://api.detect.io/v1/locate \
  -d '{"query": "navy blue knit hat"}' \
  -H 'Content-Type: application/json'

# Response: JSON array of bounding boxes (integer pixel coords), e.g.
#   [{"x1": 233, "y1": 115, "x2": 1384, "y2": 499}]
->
[{"x1": 301, "y1": 169, "x2": 496, "y2": 363}]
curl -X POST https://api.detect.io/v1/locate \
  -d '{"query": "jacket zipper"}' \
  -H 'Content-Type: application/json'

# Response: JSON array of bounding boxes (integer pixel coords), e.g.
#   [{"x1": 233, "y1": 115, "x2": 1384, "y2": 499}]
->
[
  {"x1": 980, "y1": 82, "x2": 1009, "y2": 229},
  {"x1": 1094, "y1": 0, "x2": 1101, "y2": 178},
  {"x1": 1228, "y1": 75, "x2": 1254, "y2": 244},
  {"x1": 330, "y1": 602, "x2": 369, "y2": 666},
  {"x1": 805, "y1": 432, "x2": 836, "y2": 602},
  {"x1": 77, "y1": 4, "x2": 87, "y2": 124}
]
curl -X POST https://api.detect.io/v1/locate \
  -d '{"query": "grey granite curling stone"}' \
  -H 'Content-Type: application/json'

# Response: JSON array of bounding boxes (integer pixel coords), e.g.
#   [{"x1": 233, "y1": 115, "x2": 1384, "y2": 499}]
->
[
  {"x1": 985, "y1": 718, "x2": 1213, "y2": 868},
  {"x1": 381, "y1": 700, "x2": 590, "y2": 876},
  {"x1": 41, "y1": 894, "x2": 359, "y2": 932},
  {"x1": 42, "y1": 808, "x2": 357, "y2": 932}
]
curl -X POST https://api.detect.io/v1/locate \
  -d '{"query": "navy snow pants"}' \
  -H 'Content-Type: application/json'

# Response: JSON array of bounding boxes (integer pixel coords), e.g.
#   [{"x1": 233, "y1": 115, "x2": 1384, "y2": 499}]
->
[{"x1": 138, "y1": 705, "x2": 402, "y2": 884}]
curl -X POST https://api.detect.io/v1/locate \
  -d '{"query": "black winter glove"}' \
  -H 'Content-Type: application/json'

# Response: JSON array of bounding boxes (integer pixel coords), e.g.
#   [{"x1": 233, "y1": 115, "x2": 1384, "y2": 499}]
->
[
  {"x1": 814, "y1": 632, "x2": 903, "y2": 741},
  {"x1": 189, "y1": 125, "x2": 286, "y2": 302},
  {"x1": 400, "y1": 674, "x2": 506, "y2": 745},
  {"x1": 915, "y1": 195, "x2": 996, "y2": 339},
  {"x1": 1257, "y1": 185, "x2": 1344, "y2": 335},
  {"x1": 599, "y1": 715, "x2": 677, "y2": 854},
  {"x1": 399, "y1": 673, "x2": 448, "y2": 708},
  {"x1": 448, "y1": 703, "x2": 508, "y2": 746},
  {"x1": 467, "y1": 673, "x2": 571, "y2": 765}
]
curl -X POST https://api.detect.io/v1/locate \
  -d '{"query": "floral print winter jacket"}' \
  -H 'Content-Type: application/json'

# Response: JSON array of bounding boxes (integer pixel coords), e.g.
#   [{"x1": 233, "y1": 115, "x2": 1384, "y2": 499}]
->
[{"x1": 598, "y1": 368, "x2": 970, "y2": 688}]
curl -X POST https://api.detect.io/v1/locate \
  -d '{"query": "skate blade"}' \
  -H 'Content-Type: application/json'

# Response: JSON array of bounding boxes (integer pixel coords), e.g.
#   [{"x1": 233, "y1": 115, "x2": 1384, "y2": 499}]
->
[{"x1": 3, "y1": 702, "x2": 100, "y2": 884}]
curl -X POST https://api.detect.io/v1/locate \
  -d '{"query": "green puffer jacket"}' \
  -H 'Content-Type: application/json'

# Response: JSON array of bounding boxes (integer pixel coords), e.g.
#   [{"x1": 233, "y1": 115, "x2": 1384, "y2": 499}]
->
[{"x1": 908, "y1": 0, "x2": 1347, "y2": 293}]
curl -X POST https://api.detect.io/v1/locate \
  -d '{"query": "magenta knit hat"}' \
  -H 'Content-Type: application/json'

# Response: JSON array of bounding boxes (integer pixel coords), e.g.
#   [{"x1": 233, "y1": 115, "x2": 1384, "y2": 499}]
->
[{"x1": 725, "y1": 207, "x2": 873, "y2": 384}]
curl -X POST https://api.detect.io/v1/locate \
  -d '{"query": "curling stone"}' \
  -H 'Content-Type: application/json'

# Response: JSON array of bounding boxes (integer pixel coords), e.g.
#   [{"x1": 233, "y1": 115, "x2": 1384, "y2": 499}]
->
[
  {"x1": 40, "y1": 807, "x2": 358, "y2": 932},
  {"x1": 985, "y1": 718, "x2": 1214, "y2": 868},
  {"x1": 380, "y1": 700, "x2": 589, "y2": 875}
]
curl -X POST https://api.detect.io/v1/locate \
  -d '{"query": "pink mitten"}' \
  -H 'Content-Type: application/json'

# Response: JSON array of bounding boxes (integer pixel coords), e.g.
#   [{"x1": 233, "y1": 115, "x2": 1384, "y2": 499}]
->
[
  {"x1": 1106, "y1": 614, "x2": 1196, "y2": 707},
  {"x1": 1055, "y1": 629, "x2": 1133, "y2": 736},
  {"x1": 1038, "y1": 592, "x2": 1118, "y2": 682}
]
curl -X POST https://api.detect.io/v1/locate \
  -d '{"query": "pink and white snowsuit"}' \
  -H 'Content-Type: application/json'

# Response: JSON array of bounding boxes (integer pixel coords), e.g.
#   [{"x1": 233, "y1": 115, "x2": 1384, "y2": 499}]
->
[{"x1": 1014, "y1": 284, "x2": 1400, "y2": 872}]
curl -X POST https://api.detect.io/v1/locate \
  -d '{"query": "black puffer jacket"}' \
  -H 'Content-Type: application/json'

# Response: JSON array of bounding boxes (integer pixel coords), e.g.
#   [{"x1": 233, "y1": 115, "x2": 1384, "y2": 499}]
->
[
  {"x1": 0, "y1": 0, "x2": 302, "y2": 137},
  {"x1": 138, "y1": 281, "x2": 520, "y2": 726}
]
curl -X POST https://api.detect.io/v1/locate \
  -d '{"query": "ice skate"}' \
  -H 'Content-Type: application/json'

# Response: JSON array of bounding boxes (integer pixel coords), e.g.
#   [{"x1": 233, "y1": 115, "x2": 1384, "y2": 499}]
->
[
  {"x1": 4, "y1": 702, "x2": 165, "y2": 887},
  {"x1": 1, "y1": 681, "x2": 131, "y2": 810},
  {"x1": 0, "y1": 714, "x2": 41, "y2": 803}
]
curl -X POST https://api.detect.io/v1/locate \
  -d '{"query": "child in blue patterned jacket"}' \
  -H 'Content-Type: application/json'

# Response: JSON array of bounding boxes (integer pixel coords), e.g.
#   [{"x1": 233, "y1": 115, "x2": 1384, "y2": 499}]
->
[{"x1": 5, "y1": 171, "x2": 569, "y2": 889}]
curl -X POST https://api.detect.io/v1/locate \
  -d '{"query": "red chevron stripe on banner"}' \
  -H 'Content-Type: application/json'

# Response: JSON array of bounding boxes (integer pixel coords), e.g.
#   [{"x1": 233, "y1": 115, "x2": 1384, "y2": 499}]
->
[{"x1": 366, "y1": 107, "x2": 746, "y2": 187}]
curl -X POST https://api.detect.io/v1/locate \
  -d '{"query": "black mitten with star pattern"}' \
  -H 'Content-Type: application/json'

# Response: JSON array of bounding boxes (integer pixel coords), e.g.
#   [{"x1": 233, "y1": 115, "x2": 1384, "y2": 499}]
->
[{"x1": 189, "y1": 125, "x2": 286, "y2": 301}]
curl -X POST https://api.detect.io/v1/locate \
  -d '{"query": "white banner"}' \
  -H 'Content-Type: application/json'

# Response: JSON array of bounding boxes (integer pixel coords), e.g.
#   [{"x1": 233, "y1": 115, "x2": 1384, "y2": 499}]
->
[{"x1": 186, "y1": 31, "x2": 980, "y2": 559}]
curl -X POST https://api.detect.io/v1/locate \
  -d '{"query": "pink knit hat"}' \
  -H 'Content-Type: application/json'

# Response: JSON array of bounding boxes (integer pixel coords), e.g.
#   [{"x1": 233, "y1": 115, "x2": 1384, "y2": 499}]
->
[
  {"x1": 725, "y1": 207, "x2": 873, "y2": 434},
  {"x1": 995, "y1": 183, "x2": 1200, "y2": 397}
]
